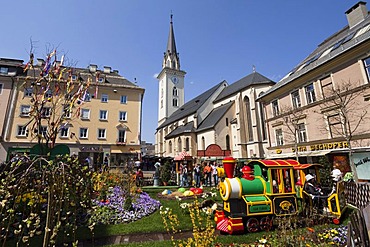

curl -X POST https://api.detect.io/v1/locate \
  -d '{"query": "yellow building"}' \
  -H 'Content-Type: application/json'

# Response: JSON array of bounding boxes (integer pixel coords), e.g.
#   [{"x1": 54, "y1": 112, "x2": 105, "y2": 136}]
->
[{"x1": 0, "y1": 59, "x2": 144, "y2": 169}]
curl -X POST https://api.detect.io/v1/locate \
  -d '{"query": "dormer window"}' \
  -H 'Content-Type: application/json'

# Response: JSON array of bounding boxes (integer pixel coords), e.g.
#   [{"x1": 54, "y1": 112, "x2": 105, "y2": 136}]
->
[{"x1": 71, "y1": 75, "x2": 77, "y2": 81}]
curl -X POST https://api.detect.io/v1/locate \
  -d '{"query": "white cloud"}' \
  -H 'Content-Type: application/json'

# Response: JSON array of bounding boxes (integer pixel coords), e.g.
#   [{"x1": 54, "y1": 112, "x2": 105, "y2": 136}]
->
[{"x1": 153, "y1": 73, "x2": 159, "y2": 78}]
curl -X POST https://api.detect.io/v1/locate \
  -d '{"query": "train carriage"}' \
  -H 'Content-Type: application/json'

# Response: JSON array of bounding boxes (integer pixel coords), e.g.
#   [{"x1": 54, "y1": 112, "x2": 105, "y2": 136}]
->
[{"x1": 215, "y1": 157, "x2": 347, "y2": 235}]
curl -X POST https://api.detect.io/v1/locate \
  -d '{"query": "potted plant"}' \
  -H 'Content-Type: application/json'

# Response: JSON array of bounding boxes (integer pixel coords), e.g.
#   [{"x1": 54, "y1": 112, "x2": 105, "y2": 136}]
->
[{"x1": 160, "y1": 161, "x2": 172, "y2": 186}]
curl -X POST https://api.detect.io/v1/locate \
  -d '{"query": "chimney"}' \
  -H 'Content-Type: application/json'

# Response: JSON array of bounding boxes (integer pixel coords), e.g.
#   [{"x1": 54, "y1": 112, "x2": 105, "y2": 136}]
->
[
  {"x1": 103, "y1": 66, "x2": 111, "y2": 73},
  {"x1": 37, "y1": 58, "x2": 45, "y2": 66},
  {"x1": 346, "y1": 1, "x2": 368, "y2": 29},
  {"x1": 88, "y1": 64, "x2": 97, "y2": 73}
]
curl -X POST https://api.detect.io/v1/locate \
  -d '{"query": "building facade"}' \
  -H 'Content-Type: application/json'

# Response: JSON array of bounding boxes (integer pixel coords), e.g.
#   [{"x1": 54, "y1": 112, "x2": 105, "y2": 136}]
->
[
  {"x1": 0, "y1": 58, "x2": 144, "y2": 168},
  {"x1": 155, "y1": 17, "x2": 275, "y2": 161},
  {"x1": 259, "y1": 2, "x2": 370, "y2": 180}
]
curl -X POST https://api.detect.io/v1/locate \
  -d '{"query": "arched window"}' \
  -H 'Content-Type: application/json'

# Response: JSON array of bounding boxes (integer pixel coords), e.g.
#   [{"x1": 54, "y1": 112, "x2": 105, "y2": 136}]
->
[
  {"x1": 244, "y1": 96, "x2": 253, "y2": 141},
  {"x1": 259, "y1": 92, "x2": 267, "y2": 140},
  {"x1": 178, "y1": 137, "x2": 182, "y2": 152},
  {"x1": 185, "y1": 137, "x2": 190, "y2": 151},
  {"x1": 173, "y1": 87, "x2": 178, "y2": 96},
  {"x1": 226, "y1": 135, "x2": 231, "y2": 150},
  {"x1": 169, "y1": 141, "x2": 172, "y2": 153},
  {"x1": 202, "y1": 136, "x2": 205, "y2": 150},
  {"x1": 173, "y1": 98, "x2": 178, "y2": 107}
]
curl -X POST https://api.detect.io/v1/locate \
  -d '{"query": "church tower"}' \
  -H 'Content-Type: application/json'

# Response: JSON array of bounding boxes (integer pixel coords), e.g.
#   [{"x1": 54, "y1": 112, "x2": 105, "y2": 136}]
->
[{"x1": 157, "y1": 15, "x2": 186, "y2": 126}]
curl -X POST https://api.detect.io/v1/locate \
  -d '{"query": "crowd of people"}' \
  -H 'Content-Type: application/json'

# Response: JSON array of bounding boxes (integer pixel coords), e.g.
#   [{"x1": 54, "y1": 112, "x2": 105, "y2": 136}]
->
[{"x1": 179, "y1": 161, "x2": 223, "y2": 188}]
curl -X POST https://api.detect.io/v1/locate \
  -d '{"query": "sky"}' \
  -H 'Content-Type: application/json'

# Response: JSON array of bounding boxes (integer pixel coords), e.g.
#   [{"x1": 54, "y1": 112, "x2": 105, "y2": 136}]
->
[{"x1": 0, "y1": 0, "x2": 361, "y2": 143}]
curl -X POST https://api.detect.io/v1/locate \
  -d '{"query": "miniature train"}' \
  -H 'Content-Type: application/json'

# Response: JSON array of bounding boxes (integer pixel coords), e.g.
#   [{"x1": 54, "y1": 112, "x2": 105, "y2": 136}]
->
[{"x1": 214, "y1": 157, "x2": 347, "y2": 234}]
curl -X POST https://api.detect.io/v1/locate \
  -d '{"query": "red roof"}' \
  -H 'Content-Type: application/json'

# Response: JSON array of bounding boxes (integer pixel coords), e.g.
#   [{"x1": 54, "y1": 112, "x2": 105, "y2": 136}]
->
[{"x1": 251, "y1": 159, "x2": 300, "y2": 167}]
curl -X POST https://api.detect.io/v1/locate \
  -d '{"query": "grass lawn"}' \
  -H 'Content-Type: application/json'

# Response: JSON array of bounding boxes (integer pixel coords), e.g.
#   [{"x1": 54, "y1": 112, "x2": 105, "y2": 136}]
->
[{"x1": 71, "y1": 187, "x2": 353, "y2": 246}]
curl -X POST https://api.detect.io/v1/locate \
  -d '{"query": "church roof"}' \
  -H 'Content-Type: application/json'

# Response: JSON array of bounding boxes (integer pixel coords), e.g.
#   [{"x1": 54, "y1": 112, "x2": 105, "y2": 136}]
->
[
  {"x1": 157, "y1": 80, "x2": 227, "y2": 129},
  {"x1": 165, "y1": 121, "x2": 196, "y2": 139},
  {"x1": 196, "y1": 101, "x2": 234, "y2": 132},
  {"x1": 214, "y1": 71, "x2": 275, "y2": 102}
]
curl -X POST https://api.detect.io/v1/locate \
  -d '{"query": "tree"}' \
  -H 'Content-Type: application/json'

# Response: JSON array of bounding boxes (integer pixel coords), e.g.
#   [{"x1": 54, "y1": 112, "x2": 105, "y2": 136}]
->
[
  {"x1": 316, "y1": 80, "x2": 368, "y2": 181},
  {"x1": 22, "y1": 45, "x2": 91, "y2": 152},
  {"x1": 279, "y1": 105, "x2": 308, "y2": 161}
]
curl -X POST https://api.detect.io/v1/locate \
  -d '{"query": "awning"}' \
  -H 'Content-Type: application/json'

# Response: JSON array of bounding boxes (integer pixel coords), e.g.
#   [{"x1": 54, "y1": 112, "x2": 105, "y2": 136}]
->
[{"x1": 174, "y1": 151, "x2": 192, "y2": 161}]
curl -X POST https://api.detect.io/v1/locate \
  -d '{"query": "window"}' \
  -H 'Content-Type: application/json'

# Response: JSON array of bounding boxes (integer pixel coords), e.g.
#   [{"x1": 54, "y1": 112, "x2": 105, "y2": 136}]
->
[
  {"x1": 226, "y1": 135, "x2": 231, "y2": 150},
  {"x1": 79, "y1": 128, "x2": 88, "y2": 138},
  {"x1": 24, "y1": 88, "x2": 33, "y2": 97},
  {"x1": 17, "y1": 126, "x2": 27, "y2": 136},
  {"x1": 169, "y1": 141, "x2": 172, "y2": 153},
  {"x1": 98, "y1": 128, "x2": 106, "y2": 139},
  {"x1": 84, "y1": 91, "x2": 91, "y2": 102},
  {"x1": 62, "y1": 106, "x2": 71, "y2": 119},
  {"x1": 259, "y1": 100, "x2": 267, "y2": 140},
  {"x1": 245, "y1": 96, "x2": 253, "y2": 141},
  {"x1": 291, "y1": 90, "x2": 301, "y2": 109},
  {"x1": 364, "y1": 57, "x2": 370, "y2": 81},
  {"x1": 226, "y1": 118, "x2": 229, "y2": 126},
  {"x1": 185, "y1": 138, "x2": 190, "y2": 151},
  {"x1": 39, "y1": 126, "x2": 47, "y2": 136},
  {"x1": 99, "y1": 110, "x2": 108, "y2": 120},
  {"x1": 0, "y1": 83, "x2": 3, "y2": 94},
  {"x1": 173, "y1": 98, "x2": 178, "y2": 107},
  {"x1": 327, "y1": 113, "x2": 343, "y2": 138},
  {"x1": 20, "y1": 105, "x2": 31, "y2": 116},
  {"x1": 320, "y1": 76, "x2": 333, "y2": 98},
  {"x1": 119, "y1": 111, "x2": 127, "y2": 121},
  {"x1": 41, "y1": 107, "x2": 51, "y2": 118},
  {"x1": 297, "y1": 123, "x2": 307, "y2": 143},
  {"x1": 0, "y1": 67, "x2": 8, "y2": 74},
  {"x1": 275, "y1": 128, "x2": 284, "y2": 146},
  {"x1": 173, "y1": 87, "x2": 178, "y2": 96},
  {"x1": 118, "y1": 130, "x2": 126, "y2": 142},
  {"x1": 202, "y1": 136, "x2": 205, "y2": 150},
  {"x1": 178, "y1": 138, "x2": 182, "y2": 152},
  {"x1": 272, "y1": 100, "x2": 279, "y2": 117},
  {"x1": 98, "y1": 77, "x2": 104, "y2": 83},
  {"x1": 71, "y1": 75, "x2": 77, "y2": 81},
  {"x1": 120, "y1": 95, "x2": 127, "y2": 104},
  {"x1": 81, "y1": 109, "x2": 90, "y2": 119},
  {"x1": 305, "y1": 83, "x2": 316, "y2": 104},
  {"x1": 101, "y1": 94, "x2": 108, "y2": 103},
  {"x1": 45, "y1": 89, "x2": 53, "y2": 98},
  {"x1": 60, "y1": 126, "x2": 69, "y2": 138}
]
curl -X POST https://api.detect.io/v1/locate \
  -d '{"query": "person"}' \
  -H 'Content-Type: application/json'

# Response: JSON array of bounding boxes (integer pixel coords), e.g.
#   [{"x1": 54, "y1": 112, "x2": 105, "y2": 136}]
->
[
  {"x1": 154, "y1": 159, "x2": 161, "y2": 179},
  {"x1": 211, "y1": 162, "x2": 218, "y2": 187},
  {"x1": 304, "y1": 174, "x2": 328, "y2": 212},
  {"x1": 194, "y1": 163, "x2": 201, "y2": 187},
  {"x1": 136, "y1": 169, "x2": 144, "y2": 187},
  {"x1": 181, "y1": 164, "x2": 189, "y2": 187},
  {"x1": 203, "y1": 163, "x2": 212, "y2": 186},
  {"x1": 329, "y1": 168, "x2": 343, "y2": 195}
]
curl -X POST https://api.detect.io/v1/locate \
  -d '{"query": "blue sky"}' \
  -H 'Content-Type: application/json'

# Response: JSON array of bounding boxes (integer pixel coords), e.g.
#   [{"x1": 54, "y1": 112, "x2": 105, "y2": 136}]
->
[{"x1": 0, "y1": 1, "x2": 360, "y2": 143}]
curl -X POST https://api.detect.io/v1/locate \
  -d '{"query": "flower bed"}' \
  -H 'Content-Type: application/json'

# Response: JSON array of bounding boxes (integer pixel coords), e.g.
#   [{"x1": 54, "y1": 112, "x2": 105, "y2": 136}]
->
[{"x1": 89, "y1": 186, "x2": 161, "y2": 225}]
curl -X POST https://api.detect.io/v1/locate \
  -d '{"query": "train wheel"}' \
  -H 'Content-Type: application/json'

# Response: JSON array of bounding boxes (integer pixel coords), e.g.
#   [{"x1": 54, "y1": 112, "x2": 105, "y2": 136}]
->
[
  {"x1": 259, "y1": 216, "x2": 273, "y2": 231},
  {"x1": 246, "y1": 218, "x2": 259, "y2": 232}
]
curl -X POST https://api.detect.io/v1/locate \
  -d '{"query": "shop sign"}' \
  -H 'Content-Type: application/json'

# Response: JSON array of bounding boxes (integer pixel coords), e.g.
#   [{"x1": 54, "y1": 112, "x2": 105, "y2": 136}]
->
[{"x1": 291, "y1": 141, "x2": 348, "y2": 152}]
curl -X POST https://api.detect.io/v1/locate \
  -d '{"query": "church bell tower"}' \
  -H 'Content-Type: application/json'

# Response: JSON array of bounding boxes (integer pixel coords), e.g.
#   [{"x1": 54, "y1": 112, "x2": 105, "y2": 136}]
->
[{"x1": 157, "y1": 15, "x2": 186, "y2": 126}]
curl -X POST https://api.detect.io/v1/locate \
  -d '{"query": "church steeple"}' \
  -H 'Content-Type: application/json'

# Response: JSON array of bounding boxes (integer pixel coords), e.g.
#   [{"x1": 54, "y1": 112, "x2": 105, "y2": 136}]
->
[
  {"x1": 163, "y1": 14, "x2": 180, "y2": 70},
  {"x1": 157, "y1": 14, "x2": 186, "y2": 126}
]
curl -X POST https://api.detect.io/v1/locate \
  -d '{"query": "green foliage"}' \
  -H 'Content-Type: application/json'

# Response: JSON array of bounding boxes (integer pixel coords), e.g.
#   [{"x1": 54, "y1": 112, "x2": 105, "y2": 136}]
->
[
  {"x1": 318, "y1": 156, "x2": 333, "y2": 188},
  {"x1": 0, "y1": 154, "x2": 93, "y2": 246},
  {"x1": 160, "y1": 161, "x2": 172, "y2": 184}
]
